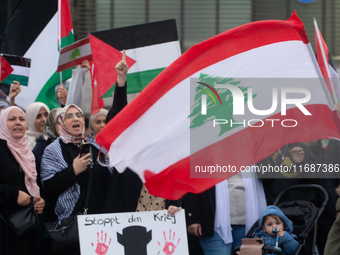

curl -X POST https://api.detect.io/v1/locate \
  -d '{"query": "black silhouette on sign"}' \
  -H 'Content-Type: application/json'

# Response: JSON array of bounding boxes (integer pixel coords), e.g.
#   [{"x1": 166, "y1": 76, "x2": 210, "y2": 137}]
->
[{"x1": 117, "y1": 226, "x2": 152, "y2": 255}]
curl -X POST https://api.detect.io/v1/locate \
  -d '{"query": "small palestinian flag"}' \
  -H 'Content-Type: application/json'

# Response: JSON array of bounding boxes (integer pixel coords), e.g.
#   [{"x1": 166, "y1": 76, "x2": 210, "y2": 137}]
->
[
  {"x1": 0, "y1": 55, "x2": 13, "y2": 95},
  {"x1": 57, "y1": 37, "x2": 92, "y2": 72},
  {"x1": 90, "y1": 19, "x2": 181, "y2": 97},
  {"x1": 0, "y1": 54, "x2": 31, "y2": 86},
  {"x1": 0, "y1": 55, "x2": 13, "y2": 82}
]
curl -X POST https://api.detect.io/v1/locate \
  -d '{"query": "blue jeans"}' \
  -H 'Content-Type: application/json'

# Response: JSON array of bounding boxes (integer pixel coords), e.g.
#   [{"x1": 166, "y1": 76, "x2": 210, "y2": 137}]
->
[
  {"x1": 199, "y1": 231, "x2": 232, "y2": 255},
  {"x1": 199, "y1": 225, "x2": 245, "y2": 255},
  {"x1": 231, "y1": 225, "x2": 246, "y2": 250}
]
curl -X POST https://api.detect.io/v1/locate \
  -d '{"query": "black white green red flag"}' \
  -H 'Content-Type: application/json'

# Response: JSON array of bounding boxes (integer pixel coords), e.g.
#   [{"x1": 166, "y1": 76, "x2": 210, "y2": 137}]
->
[
  {"x1": 0, "y1": 55, "x2": 13, "y2": 82},
  {"x1": 0, "y1": 0, "x2": 74, "y2": 109},
  {"x1": 90, "y1": 19, "x2": 181, "y2": 98},
  {"x1": 0, "y1": 55, "x2": 14, "y2": 95},
  {"x1": 88, "y1": 34, "x2": 137, "y2": 99},
  {"x1": 0, "y1": 54, "x2": 31, "y2": 86},
  {"x1": 96, "y1": 12, "x2": 340, "y2": 200}
]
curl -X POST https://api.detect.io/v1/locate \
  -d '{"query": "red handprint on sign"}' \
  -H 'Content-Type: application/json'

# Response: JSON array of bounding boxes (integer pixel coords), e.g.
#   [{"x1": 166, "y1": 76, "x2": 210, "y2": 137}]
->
[
  {"x1": 158, "y1": 229, "x2": 181, "y2": 255},
  {"x1": 91, "y1": 230, "x2": 112, "y2": 255}
]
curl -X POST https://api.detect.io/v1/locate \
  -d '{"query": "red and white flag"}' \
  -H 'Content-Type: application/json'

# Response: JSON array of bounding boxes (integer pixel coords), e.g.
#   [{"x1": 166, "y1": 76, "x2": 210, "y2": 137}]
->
[
  {"x1": 57, "y1": 37, "x2": 92, "y2": 72},
  {"x1": 89, "y1": 62, "x2": 105, "y2": 115},
  {"x1": 58, "y1": 0, "x2": 73, "y2": 50},
  {"x1": 314, "y1": 18, "x2": 340, "y2": 104},
  {"x1": 96, "y1": 12, "x2": 340, "y2": 200}
]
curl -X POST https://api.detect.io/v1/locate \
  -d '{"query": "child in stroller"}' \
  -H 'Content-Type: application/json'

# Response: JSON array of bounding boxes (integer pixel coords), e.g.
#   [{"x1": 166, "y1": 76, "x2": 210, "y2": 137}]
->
[
  {"x1": 254, "y1": 205, "x2": 299, "y2": 255},
  {"x1": 234, "y1": 184, "x2": 329, "y2": 255}
]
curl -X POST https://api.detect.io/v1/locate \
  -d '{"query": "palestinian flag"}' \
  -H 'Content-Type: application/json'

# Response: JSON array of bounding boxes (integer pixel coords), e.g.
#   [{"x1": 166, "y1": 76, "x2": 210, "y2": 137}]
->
[
  {"x1": 96, "y1": 12, "x2": 340, "y2": 200},
  {"x1": 89, "y1": 35, "x2": 137, "y2": 98},
  {"x1": 90, "y1": 19, "x2": 181, "y2": 98},
  {"x1": 314, "y1": 18, "x2": 340, "y2": 104},
  {"x1": 0, "y1": 0, "x2": 74, "y2": 109},
  {"x1": 0, "y1": 55, "x2": 13, "y2": 95},
  {"x1": 0, "y1": 54, "x2": 31, "y2": 86},
  {"x1": 0, "y1": 55, "x2": 13, "y2": 82}
]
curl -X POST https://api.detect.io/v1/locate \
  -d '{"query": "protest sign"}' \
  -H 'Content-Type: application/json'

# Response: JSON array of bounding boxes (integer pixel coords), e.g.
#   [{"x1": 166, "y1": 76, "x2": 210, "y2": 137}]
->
[{"x1": 77, "y1": 209, "x2": 189, "y2": 255}]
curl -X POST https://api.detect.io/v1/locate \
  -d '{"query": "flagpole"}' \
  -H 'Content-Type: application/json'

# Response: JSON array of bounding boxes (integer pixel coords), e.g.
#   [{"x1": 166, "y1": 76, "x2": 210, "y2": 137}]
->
[
  {"x1": 58, "y1": 0, "x2": 63, "y2": 91},
  {"x1": 314, "y1": 18, "x2": 339, "y2": 104}
]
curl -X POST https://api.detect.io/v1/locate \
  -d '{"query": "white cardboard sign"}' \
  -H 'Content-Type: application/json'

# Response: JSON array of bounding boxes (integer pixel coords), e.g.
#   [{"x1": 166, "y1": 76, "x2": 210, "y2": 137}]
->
[{"x1": 77, "y1": 209, "x2": 189, "y2": 255}]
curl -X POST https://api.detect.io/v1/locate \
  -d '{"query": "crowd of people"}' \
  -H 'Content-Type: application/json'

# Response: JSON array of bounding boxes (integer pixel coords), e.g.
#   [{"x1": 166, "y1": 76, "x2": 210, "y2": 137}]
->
[{"x1": 0, "y1": 52, "x2": 340, "y2": 255}]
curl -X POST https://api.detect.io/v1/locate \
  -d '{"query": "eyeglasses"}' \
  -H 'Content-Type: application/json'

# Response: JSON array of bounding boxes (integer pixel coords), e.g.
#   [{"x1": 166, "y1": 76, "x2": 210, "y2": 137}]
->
[{"x1": 64, "y1": 112, "x2": 84, "y2": 120}]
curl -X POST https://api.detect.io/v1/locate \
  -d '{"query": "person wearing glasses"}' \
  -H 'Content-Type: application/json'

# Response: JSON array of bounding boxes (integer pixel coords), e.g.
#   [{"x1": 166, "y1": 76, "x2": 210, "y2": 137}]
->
[{"x1": 40, "y1": 104, "x2": 113, "y2": 255}]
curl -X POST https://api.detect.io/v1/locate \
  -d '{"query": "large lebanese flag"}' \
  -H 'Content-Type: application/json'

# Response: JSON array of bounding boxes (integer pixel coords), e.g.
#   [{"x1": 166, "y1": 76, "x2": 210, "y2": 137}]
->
[{"x1": 96, "y1": 12, "x2": 340, "y2": 200}]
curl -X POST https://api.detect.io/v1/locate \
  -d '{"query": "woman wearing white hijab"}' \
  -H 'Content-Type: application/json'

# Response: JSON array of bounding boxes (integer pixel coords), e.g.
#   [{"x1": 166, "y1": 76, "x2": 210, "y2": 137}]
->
[
  {"x1": 0, "y1": 106, "x2": 45, "y2": 255},
  {"x1": 88, "y1": 109, "x2": 108, "y2": 138},
  {"x1": 26, "y1": 102, "x2": 50, "y2": 150}
]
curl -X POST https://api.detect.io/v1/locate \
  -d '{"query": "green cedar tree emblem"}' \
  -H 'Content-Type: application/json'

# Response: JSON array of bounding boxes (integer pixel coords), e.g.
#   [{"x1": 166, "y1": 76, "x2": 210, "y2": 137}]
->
[
  {"x1": 189, "y1": 74, "x2": 256, "y2": 136},
  {"x1": 70, "y1": 48, "x2": 81, "y2": 60}
]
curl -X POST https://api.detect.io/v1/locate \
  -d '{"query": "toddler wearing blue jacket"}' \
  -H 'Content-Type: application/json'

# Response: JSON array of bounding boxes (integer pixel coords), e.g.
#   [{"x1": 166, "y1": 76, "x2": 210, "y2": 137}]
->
[{"x1": 254, "y1": 205, "x2": 299, "y2": 255}]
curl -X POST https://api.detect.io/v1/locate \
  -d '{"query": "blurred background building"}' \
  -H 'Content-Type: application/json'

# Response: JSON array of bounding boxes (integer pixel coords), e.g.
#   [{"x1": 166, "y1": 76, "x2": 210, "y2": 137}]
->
[{"x1": 2, "y1": 0, "x2": 340, "y2": 58}]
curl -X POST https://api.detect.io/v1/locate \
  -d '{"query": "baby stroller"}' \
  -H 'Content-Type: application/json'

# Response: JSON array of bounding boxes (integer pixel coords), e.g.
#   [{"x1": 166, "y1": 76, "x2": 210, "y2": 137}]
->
[{"x1": 233, "y1": 184, "x2": 329, "y2": 255}]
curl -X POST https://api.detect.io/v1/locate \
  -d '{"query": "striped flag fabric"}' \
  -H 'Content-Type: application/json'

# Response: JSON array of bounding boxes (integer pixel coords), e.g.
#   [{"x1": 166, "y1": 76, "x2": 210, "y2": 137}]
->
[
  {"x1": 96, "y1": 12, "x2": 340, "y2": 200},
  {"x1": 89, "y1": 62, "x2": 105, "y2": 115},
  {"x1": 90, "y1": 19, "x2": 181, "y2": 97},
  {"x1": 0, "y1": 54, "x2": 31, "y2": 86},
  {"x1": 0, "y1": 55, "x2": 14, "y2": 82},
  {"x1": 58, "y1": 0, "x2": 74, "y2": 49},
  {"x1": 0, "y1": 0, "x2": 74, "y2": 109},
  {"x1": 314, "y1": 18, "x2": 340, "y2": 104},
  {"x1": 57, "y1": 37, "x2": 92, "y2": 72},
  {"x1": 0, "y1": 55, "x2": 14, "y2": 95},
  {"x1": 89, "y1": 34, "x2": 136, "y2": 98}
]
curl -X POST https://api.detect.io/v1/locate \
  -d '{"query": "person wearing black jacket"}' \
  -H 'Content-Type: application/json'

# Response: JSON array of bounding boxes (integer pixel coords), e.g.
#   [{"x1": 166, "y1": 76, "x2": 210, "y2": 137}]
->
[
  {"x1": 184, "y1": 173, "x2": 266, "y2": 255},
  {"x1": 319, "y1": 139, "x2": 340, "y2": 254},
  {"x1": 0, "y1": 106, "x2": 45, "y2": 255},
  {"x1": 259, "y1": 142, "x2": 319, "y2": 205},
  {"x1": 103, "y1": 51, "x2": 182, "y2": 215},
  {"x1": 40, "y1": 104, "x2": 113, "y2": 255}
]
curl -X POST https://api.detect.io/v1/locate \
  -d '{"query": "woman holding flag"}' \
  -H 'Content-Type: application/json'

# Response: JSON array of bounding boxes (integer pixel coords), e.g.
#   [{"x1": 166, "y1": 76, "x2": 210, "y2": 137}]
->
[{"x1": 102, "y1": 51, "x2": 182, "y2": 215}]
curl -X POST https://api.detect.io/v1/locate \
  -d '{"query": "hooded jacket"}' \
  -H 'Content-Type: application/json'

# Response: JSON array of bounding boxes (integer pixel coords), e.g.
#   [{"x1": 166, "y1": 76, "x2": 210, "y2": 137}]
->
[{"x1": 254, "y1": 206, "x2": 299, "y2": 255}]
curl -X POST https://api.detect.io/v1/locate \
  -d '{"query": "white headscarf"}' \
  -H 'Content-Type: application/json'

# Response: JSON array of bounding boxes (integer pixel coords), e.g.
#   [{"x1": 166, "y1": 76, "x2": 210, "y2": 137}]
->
[
  {"x1": 26, "y1": 102, "x2": 50, "y2": 149},
  {"x1": 89, "y1": 108, "x2": 108, "y2": 135},
  {"x1": 58, "y1": 104, "x2": 85, "y2": 145}
]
